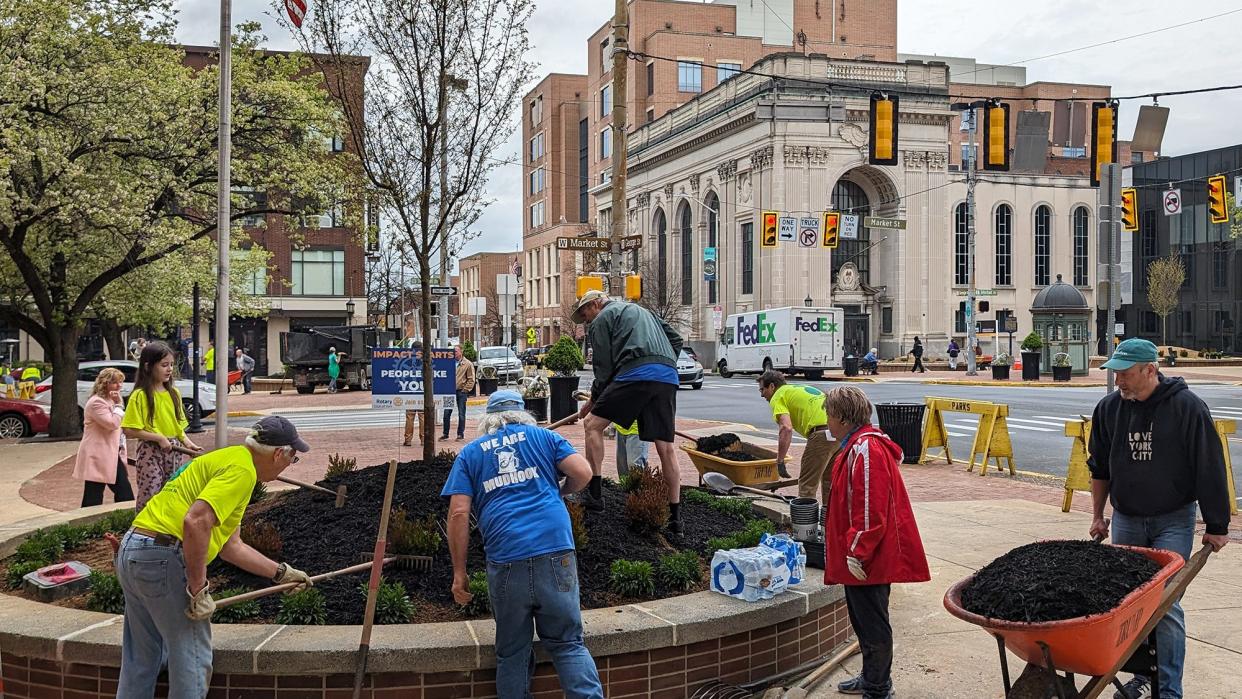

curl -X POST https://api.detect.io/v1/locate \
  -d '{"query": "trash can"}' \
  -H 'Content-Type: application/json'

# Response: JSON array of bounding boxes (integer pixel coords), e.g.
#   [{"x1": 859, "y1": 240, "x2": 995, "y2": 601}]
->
[
  {"x1": 875, "y1": 402, "x2": 925, "y2": 464},
  {"x1": 843, "y1": 355, "x2": 859, "y2": 377}
]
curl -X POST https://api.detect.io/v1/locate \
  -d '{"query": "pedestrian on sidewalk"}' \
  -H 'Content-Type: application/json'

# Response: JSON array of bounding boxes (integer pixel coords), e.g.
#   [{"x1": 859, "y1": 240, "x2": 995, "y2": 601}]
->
[
  {"x1": 822, "y1": 386, "x2": 930, "y2": 699},
  {"x1": 441, "y1": 345, "x2": 476, "y2": 441},
  {"x1": 116, "y1": 416, "x2": 313, "y2": 698},
  {"x1": 441, "y1": 391, "x2": 603, "y2": 699},
  {"x1": 757, "y1": 370, "x2": 838, "y2": 503},
  {"x1": 73, "y1": 368, "x2": 134, "y2": 507},
  {"x1": 327, "y1": 346, "x2": 341, "y2": 393},
  {"x1": 947, "y1": 339, "x2": 960, "y2": 370},
  {"x1": 1087, "y1": 338, "x2": 1230, "y2": 699},
  {"x1": 202, "y1": 339, "x2": 215, "y2": 384},
  {"x1": 861, "y1": 347, "x2": 879, "y2": 375},
  {"x1": 234, "y1": 347, "x2": 255, "y2": 394},
  {"x1": 572, "y1": 289, "x2": 686, "y2": 534},
  {"x1": 908, "y1": 336, "x2": 926, "y2": 373},
  {"x1": 122, "y1": 341, "x2": 202, "y2": 511}
]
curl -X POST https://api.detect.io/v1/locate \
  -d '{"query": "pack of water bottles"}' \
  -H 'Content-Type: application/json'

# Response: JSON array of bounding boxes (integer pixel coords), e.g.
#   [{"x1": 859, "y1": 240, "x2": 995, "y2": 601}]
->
[{"x1": 709, "y1": 534, "x2": 806, "y2": 602}]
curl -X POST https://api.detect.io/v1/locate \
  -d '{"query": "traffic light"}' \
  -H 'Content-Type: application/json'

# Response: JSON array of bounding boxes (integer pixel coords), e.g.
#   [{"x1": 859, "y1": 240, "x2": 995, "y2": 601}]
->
[
  {"x1": 624, "y1": 274, "x2": 642, "y2": 301},
  {"x1": 1121, "y1": 188, "x2": 1138, "y2": 232},
  {"x1": 576, "y1": 275, "x2": 603, "y2": 298},
  {"x1": 1090, "y1": 100, "x2": 1118, "y2": 187},
  {"x1": 868, "y1": 93, "x2": 899, "y2": 166},
  {"x1": 760, "y1": 211, "x2": 778, "y2": 248},
  {"x1": 1208, "y1": 175, "x2": 1228, "y2": 224},
  {"x1": 982, "y1": 100, "x2": 1010, "y2": 172},
  {"x1": 822, "y1": 211, "x2": 840, "y2": 249}
]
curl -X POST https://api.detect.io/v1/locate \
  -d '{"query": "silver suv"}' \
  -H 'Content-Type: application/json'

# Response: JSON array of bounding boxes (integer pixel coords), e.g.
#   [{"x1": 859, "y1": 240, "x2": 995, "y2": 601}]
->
[{"x1": 477, "y1": 346, "x2": 523, "y2": 382}]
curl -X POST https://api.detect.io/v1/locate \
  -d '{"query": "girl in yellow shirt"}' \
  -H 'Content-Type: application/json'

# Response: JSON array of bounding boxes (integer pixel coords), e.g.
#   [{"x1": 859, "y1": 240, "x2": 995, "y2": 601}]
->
[{"x1": 122, "y1": 341, "x2": 201, "y2": 510}]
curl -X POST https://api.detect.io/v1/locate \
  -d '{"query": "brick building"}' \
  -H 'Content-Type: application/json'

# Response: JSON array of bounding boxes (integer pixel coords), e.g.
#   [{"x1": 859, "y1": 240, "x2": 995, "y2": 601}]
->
[{"x1": 460, "y1": 252, "x2": 522, "y2": 347}]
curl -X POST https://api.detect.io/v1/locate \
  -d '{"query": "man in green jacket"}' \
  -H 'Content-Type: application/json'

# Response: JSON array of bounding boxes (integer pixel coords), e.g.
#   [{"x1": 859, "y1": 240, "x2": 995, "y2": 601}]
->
[{"x1": 573, "y1": 290, "x2": 686, "y2": 533}]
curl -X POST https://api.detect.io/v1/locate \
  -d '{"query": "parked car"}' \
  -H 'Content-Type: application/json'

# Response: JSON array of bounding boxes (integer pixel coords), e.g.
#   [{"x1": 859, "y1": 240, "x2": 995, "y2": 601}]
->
[
  {"x1": 676, "y1": 349, "x2": 704, "y2": 389},
  {"x1": 0, "y1": 397, "x2": 51, "y2": 439},
  {"x1": 477, "y1": 346, "x2": 523, "y2": 382},
  {"x1": 34, "y1": 360, "x2": 216, "y2": 417}
]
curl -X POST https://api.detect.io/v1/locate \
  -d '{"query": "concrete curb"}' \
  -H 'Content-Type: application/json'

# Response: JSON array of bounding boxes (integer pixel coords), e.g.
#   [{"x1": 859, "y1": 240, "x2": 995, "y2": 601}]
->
[{"x1": 225, "y1": 410, "x2": 265, "y2": 417}]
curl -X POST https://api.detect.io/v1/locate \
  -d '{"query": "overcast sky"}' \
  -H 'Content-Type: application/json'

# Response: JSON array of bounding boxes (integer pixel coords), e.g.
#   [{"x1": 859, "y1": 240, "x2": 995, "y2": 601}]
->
[{"x1": 174, "y1": 0, "x2": 1242, "y2": 266}]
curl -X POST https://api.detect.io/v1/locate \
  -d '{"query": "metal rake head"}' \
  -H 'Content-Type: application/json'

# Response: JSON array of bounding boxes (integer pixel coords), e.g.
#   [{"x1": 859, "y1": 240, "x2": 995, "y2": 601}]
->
[{"x1": 689, "y1": 681, "x2": 754, "y2": 699}]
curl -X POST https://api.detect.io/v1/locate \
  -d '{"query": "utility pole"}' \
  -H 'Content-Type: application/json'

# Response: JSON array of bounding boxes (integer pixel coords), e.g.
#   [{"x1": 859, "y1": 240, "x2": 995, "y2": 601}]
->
[
  {"x1": 1101, "y1": 163, "x2": 1122, "y2": 393},
  {"x1": 608, "y1": 0, "x2": 629, "y2": 298},
  {"x1": 963, "y1": 104, "x2": 979, "y2": 376},
  {"x1": 214, "y1": 0, "x2": 232, "y2": 448}
]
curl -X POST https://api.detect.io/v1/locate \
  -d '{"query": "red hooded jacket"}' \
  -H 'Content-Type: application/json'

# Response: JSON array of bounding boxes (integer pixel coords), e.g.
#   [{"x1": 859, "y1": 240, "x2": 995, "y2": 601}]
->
[{"x1": 823, "y1": 425, "x2": 931, "y2": 586}]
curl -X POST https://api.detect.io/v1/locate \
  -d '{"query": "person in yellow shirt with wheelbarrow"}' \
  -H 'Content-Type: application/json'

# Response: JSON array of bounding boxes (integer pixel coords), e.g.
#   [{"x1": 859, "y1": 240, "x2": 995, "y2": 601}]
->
[{"x1": 757, "y1": 370, "x2": 838, "y2": 504}]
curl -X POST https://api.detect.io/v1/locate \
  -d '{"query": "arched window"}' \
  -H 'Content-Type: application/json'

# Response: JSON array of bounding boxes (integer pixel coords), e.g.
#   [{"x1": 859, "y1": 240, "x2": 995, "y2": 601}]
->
[
  {"x1": 995, "y1": 204, "x2": 1012, "y2": 286},
  {"x1": 1034, "y1": 205, "x2": 1052, "y2": 286},
  {"x1": 678, "y1": 201, "x2": 693, "y2": 305},
  {"x1": 705, "y1": 192, "x2": 719, "y2": 304},
  {"x1": 954, "y1": 202, "x2": 969, "y2": 286},
  {"x1": 654, "y1": 209, "x2": 668, "y2": 305},
  {"x1": 1073, "y1": 207, "x2": 1090, "y2": 286},
  {"x1": 831, "y1": 181, "x2": 871, "y2": 284}
]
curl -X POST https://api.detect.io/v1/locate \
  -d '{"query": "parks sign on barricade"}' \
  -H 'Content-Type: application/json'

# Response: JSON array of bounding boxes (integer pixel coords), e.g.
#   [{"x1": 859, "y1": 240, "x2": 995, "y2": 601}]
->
[
  {"x1": 1062, "y1": 417, "x2": 1237, "y2": 515},
  {"x1": 370, "y1": 347, "x2": 456, "y2": 410},
  {"x1": 919, "y1": 397, "x2": 1015, "y2": 477}
]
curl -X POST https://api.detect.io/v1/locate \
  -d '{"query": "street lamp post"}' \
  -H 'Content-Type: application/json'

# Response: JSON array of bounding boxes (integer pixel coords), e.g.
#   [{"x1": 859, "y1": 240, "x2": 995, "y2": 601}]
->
[
  {"x1": 345, "y1": 299, "x2": 356, "y2": 326},
  {"x1": 187, "y1": 283, "x2": 204, "y2": 434}
]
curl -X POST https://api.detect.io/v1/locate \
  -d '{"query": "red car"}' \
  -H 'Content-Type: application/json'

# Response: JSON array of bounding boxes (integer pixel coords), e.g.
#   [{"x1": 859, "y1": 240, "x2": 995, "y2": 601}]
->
[{"x1": 0, "y1": 397, "x2": 51, "y2": 439}]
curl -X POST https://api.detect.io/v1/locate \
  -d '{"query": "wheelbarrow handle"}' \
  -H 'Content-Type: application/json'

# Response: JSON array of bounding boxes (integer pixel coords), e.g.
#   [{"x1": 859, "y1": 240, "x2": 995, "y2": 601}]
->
[{"x1": 674, "y1": 430, "x2": 699, "y2": 445}]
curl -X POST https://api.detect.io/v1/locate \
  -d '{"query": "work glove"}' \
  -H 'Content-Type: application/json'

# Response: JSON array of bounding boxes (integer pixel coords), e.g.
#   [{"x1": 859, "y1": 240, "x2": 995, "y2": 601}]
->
[
  {"x1": 186, "y1": 582, "x2": 216, "y2": 621},
  {"x1": 776, "y1": 459, "x2": 791, "y2": 479},
  {"x1": 846, "y1": 556, "x2": 867, "y2": 582},
  {"x1": 274, "y1": 563, "x2": 314, "y2": 594}
]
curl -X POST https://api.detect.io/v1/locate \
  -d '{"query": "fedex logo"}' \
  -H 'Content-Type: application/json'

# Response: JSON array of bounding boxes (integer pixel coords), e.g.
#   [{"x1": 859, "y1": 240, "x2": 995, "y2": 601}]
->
[
  {"x1": 795, "y1": 317, "x2": 839, "y2": 333},
  {"x1": 736, "y1": 312, "x2": 776, "y2": 345}
]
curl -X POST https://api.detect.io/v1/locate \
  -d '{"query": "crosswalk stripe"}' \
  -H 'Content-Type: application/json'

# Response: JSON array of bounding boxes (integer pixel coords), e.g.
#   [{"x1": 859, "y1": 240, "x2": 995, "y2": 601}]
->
[
  {"x1": 1007, "y1": 423, "x2": 1057, "y2": 432},
  {"x1": 1034, "y1": 415, "x2": 1079, "y2": 421},
  {"x1": 947, "y1": 431, "x2": 970, "y2": 438},
  {"x1": 1007, "y1": 417, "x2": 1069, "y2": 427}
]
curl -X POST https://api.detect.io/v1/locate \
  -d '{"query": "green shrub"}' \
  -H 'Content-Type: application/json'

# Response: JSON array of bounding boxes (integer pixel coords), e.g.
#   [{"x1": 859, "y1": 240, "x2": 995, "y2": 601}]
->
[
  {"x1": 47, "y1": 524, "x2": 91, "y2": 552},
  {"x1": 565, "y1": 500, "x2": 589, "y2": 549},
  {"x1": 704, "y1": 535, "x2": 739, "y2": 558},
  {"x1": 542, "y1": 336, "x2": 584, "y2": 376},
  {"x1": 87, "y1": 572, "x2": 124, "y2": 614},
  {"x1": 656, "y1": 551, "x2": 701, "y2": 591},
  {"x1": 1020, "y1": 332, "x2": 1044, "y2": 351},
  {"x1": 90, "y1": 509, "x2": 137, "y2": 537},
  {"x1": 15, "y1": 530, "x2": 64, "y2": 565},
  {"x1": 7, "y1": 560, "x2": 44, "y2": 589},
  {"x1": 733, "y1": 518, "x2": 777, "y2": 548},
  {"x1": 212, "y1": 588, "x2": 261, "y2": 623},
  {"x1": 359, "y1": 578, "x2": 416, "y2": 625},
  {"x1": 277, "y1": 588, "x2": 327, "y2": 625},
  {"x1": 617, "y1": 471, "x2": 642, "y2": 493},
  {"x1": 324, "y1": 453, "x2": 357, "y2": 479},
  {"x1": 682, "y1": 488, "x2": 715, "y2": 505},
  {"x1": 609, "y1": 559, "x2": 655, "y2": 598},
  {"x1": 712, "y1": 497, "x2": 754, "y2": 520},
  {"x1": 461, "y1": 340, "x2": 478, "y2": 363},
  {"x1": 250, "y1": 481, "x2": 268, "y2": 504},
  {"x1": 388, "y1": 507, "x2": 442, "y2": 556},
  {"x1": 461, "y1": 570, "x2": 490, "y2": 617}
]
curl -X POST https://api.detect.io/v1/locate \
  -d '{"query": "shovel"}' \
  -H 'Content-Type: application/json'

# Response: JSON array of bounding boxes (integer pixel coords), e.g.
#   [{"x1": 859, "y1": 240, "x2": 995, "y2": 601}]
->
[
  {"x1": 702, "y1": 472, "x2": 796, "y2": 503},
  {"x1": 779, "y1": 640, "x2": 861, "y2": 699}
]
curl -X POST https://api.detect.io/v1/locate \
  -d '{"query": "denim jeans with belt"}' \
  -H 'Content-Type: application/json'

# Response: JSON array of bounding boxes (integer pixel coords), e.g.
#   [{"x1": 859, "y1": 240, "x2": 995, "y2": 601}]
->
[
  {"x1": 1111, "y1": 501, "x2": 1197, "y2": 699},
  {"x1": 115, "y1": 531, "x2": 212, "y2": 699},
  {"x1": 486, "y1": 550, "x2": 603, "y2": 698}
]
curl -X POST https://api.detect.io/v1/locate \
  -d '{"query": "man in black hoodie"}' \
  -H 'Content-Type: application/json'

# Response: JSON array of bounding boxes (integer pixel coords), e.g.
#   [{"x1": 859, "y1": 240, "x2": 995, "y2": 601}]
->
[{"x1": 1087, "y1": 338, "x2": 1230, "y2": 699}]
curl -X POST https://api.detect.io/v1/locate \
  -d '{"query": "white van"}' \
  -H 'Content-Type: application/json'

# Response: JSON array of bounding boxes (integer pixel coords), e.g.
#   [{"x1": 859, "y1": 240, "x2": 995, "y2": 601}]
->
[{"x1": 715, "y1": 307, "x2": 845, "y2": 379}]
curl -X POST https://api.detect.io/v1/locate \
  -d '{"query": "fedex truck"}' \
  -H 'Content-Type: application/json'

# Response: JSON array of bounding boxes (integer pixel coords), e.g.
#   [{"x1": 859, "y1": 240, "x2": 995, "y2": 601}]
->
[{"x1": 716, "y1": 307, "x2": 845, "y2": 379}]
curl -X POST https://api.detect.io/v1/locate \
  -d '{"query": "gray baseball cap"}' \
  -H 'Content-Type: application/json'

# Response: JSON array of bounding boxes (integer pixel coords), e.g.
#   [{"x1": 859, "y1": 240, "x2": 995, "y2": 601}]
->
[{"x1": 251, "y1": 416, "x2": 311, "y2": 453}]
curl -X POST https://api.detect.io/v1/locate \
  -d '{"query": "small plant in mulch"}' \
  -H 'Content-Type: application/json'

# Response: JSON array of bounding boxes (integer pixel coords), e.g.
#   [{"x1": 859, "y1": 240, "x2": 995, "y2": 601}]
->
[
  {"x1": 277, "y1": 588, "x2": 327, "y2": 625},
  {"x1": 7, "y1": 560, "x2": 44, "y2": 589},
  {"x1": 656, "y1": 551, "x2": 702, "y2": 591},
  {"x1": 241, "y1": 520, "x2": 283, "y2": 560},
  {"x1": 388, "y1": 507, "x2": 442, "y2": 556},
  {"x1": 623, "y1": 465, "x2": 669, "y2": 535},
  {"x1": 88, "y1": 509, "x2": 137, "y2": 538},
  {"x1": 702, "y1": 519, "x2": 777, "y2": 557},
  {"x1": 47, "y1": 524, "x2": 90, "y2": 551},
  {"x1": 14, "y1": 530, "x2": 64, "y2": 566},
  {"x1": 250, "y1": 481, "x2": 268, "y2": 504},
  {"x1": 324, "y1": 453, "x2": 357, "y2": 479},
  {"x1": 565, "y1": 500, "x2": 589, "y2": 549},
  {"x1": 436, "y1": 449, "x2": 459, "y2": 462},
  {"x1": 213, "y1": 588, "x2": 261, "y2": 623},
  {"x1": 609, "y1": 559, "x2": 655, "y2": 598},
  {"x1": 682, "y1": 489, "x2": 752, "y2": 520},
  {"x1": 616, "y1": 471, "x2": 642, "y2": 493},
  {"x1": 359, "y1": 578, "x2": 417, "y2": 625},
  {"x1": 87, "y1": 572, "x2": 124, "y2": 614},
  {"x1": 461, "y1": 571, "x2": 490, "y2": 617}
]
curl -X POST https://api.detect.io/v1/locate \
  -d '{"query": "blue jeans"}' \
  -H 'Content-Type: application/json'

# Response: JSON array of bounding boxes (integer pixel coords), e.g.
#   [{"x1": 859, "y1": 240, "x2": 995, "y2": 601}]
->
[
  {"x1": 442, "y1": 391, "x2": 469, "y2": 438},
  {"x1": 487, "y1": 550, "x2": 603, "y2": 699},
  {"x1": 116, "y1": 531, "x2": 212, "y2": 698},
  {"x1": 1111, "y1": 502, "x2": 1196, "y2": 699}
]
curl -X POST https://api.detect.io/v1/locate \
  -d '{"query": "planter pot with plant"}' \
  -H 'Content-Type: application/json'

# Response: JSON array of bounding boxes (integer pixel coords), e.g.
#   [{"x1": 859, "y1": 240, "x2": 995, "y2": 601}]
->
[
  {"x1": 478, "y1": 365, "x2": 499, "y2": 395},
  {"x1": 1051, "y1": 352, "x2": 1072, "y2": 382},
  {"x1": 1020, "y1": 332, "x2": 1043, "y2": 381},
  {"x1": 520, "y1": 373, "x2": 550, "y2": 423},
  {"x1": 543, "y1": 336, "x2": 585, "y2": 422},
  {"x1": 991, "y1": 352, "x2": 1013, "y2": 381}
]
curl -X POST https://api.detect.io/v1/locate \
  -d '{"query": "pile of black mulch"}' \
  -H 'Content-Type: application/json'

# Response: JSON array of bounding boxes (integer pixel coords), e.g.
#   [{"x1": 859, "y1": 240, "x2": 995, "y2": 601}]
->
[
  {"x1": 695, "y1": 433, "x2": 742, "y2": 456},
  {"x1": 209, "y1": 458, "x2": 769, "y2": 624},
  {"x1": 960, "y1": 540, "x2": 1162, "y2": 623}
]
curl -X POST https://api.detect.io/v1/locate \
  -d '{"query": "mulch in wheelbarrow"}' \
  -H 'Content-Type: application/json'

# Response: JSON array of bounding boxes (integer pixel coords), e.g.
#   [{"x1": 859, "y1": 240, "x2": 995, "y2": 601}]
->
[
  {"x1": 693, "y1": 433, "x2": 761, "y2": 461},
  {"x1": 960, "y1": 540, "x2": 1162, "y2": 623}
]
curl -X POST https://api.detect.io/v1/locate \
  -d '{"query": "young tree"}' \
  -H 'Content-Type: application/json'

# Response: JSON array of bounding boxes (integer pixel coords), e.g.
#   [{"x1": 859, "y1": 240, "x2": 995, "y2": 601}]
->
[
  {"x1": 1146, "y1": 253, "x2": 1186, "y2": 346},
  {"x1": 634, "y1": 257, "x2": 693, "y2": 334},
  {"x1": 0, "y1": 0, "x2": 355, "y2": 436},
  {"x1": 286, "y1": 0, "x2": 535, "y2": 460}
]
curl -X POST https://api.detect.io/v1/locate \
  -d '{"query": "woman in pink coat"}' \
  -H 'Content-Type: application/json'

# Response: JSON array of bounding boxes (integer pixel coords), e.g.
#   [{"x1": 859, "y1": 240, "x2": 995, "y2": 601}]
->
[{"x1": 72, "y1": 368, "x2": 134, "y2": 507}]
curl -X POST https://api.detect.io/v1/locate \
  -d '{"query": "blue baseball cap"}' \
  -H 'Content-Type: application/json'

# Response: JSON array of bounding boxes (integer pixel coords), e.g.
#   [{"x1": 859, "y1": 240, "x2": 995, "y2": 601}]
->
[
  {"x1": 486, "y1": 390, "x2": 526, "y2": 413},
  {"x1": 1101, "y1": 338, "x2": 1159, "y2": 371}
]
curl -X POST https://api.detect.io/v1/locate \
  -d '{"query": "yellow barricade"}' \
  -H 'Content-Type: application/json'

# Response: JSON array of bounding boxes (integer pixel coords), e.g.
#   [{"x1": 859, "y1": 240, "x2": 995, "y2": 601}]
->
[
  {"x1": 919, "y1": 397, "x2": 1015, "y2": 476},
  {"x1": 1062, "y1": 417, "x2": 1238, "y2": 515},
  {"x1": 17, "y1": 381, "x2": 36, "y2": 400}
]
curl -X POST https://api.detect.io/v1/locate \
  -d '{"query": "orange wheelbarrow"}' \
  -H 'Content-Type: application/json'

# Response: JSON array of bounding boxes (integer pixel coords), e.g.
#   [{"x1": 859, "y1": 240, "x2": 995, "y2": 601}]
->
[
  {"x1": 226, "y1": 369, "x2": 244, "y2": 393},
  {"x1": 943, "y1": 544, "x2": 1213, "y2": 698}
]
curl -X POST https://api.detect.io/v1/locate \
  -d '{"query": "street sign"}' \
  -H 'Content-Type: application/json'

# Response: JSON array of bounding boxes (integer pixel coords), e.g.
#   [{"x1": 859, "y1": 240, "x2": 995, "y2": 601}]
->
[
  {"x1": 430, "y1": 285, "x2": 457, "y2": 296},
  {"x1": 621, "y1": 234, "x2": 643, "y2": 251},
  {"x1": 1162, "y1": 189, "x2": 1182, "y2": 216},
  {"x1": 1005, "y1": 317, "x2": 1018, "y2": 333},
  {"x1": 953, "y1": 288, "x2": 997, "y2": 296},
  {"x1": 526, "y1": 328, "x2": 537, "y2": 345},
  {"x1": 466, "y1": 297, "x2": 486, "y2": 316},
  {"x1": 556, "y1": 237, "x2": 611, "y2": 251},
  {"x1": 841, "y1": 214, "x2": 860, "y2": 239},
  {"x1": 712, "y1": 305, "x2": 723, "y2": 331},
  {"x1": 703, "y1": 247, "x2": 717, "y2": 281},
  {"x1": 798, "y1": 216, "x2": 820, "y2": 248},
  {"x1": 778, "y1": 216, "x2": 797, "y2": 242},
  {"x1": 863, "y1": 217, "x2": 907, "y2": 230}
]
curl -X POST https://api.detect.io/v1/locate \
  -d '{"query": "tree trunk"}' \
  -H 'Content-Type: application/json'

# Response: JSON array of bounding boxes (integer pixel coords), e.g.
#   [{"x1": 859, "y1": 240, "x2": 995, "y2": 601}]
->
[
  {"x1": 1161, "y1": 316, "x2": 1167, "y2": 346},
  {"x1": 48, "y1": 325, "x2": 84, "y2": 438},
  {"x1": 419, "y1": 255, "x2": 437, "y2": 463},
  {"x1": 100, "y1": 317, "x2": 126, "y2": 361}
]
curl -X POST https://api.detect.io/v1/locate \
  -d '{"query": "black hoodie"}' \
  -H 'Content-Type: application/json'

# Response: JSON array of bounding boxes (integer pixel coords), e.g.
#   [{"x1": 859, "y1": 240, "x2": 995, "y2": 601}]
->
[{"x1": 1088, "y1": 375, "x2": 1230, "y2": 535}]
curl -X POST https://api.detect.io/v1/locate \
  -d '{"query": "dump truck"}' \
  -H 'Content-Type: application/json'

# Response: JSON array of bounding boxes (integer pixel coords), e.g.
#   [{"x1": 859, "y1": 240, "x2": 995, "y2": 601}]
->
[{"x1": 279, "y1": 325, "x2": 396, "y2": 394}]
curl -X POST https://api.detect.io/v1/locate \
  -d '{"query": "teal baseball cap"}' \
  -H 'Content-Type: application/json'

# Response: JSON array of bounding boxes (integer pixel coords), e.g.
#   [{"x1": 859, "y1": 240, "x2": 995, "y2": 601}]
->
[{"x1": 1101, "y1": 338, "x2": 1159, "y2": 371}]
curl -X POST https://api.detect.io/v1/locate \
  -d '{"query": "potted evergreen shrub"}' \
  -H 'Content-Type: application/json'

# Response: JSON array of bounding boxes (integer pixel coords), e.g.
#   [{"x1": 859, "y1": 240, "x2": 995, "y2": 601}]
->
[
  {"x1": 543, "y1": 336, "x2": 585, "y2": 422},
  {"x1": 478, "y1": 365, "x2": 499, "y2": 396},
  {"x1": 520, "y1": 373, "x2": 550, "y2": 423},
  {"x1": 1020, "y1": 332, "x2": 1044, "y2": 381},
  {"x1": 1051, "y1": 352, "x2": 1073, "y2": 382},
  {"x1": 991, "y1": 352, "x2": 1013, "y2": 381}
]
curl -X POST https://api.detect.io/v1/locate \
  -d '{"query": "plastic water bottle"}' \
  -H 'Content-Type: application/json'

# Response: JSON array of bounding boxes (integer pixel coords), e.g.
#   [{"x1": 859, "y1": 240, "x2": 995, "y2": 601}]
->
[
  {"x1": 759, "y1": 533, "x2": 807, "y2": 586},
  {"x1": 710, "y1": 547, "x2": 790, "y2": 602}
]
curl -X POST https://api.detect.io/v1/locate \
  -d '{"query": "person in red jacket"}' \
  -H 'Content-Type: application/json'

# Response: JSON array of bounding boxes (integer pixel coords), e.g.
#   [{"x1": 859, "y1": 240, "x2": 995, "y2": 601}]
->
[{"x1": 822, "y1": 386, "x2": 930, "y2": 699}]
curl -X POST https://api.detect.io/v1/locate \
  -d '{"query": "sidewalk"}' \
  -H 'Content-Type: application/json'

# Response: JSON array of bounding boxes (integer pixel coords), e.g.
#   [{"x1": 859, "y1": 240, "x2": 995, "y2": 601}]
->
[{"x1": 866, "y1": 364, "x2": 1242, "y2": 386}]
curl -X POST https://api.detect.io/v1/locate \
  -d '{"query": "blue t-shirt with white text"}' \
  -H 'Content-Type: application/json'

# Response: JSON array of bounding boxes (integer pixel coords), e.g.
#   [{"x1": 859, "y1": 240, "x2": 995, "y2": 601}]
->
[{"x1": 440, "y1": 424, "x2": 576, "y2": 563}]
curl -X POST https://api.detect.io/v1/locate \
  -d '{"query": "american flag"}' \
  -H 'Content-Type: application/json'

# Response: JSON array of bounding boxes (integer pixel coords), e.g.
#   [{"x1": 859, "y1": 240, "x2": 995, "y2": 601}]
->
[
  {"x1": 285, "y1": 0, "x2": 307, "y2": 28},
  {"x1": 510, "y1": 256, "x2": 522, "y2": 279}
]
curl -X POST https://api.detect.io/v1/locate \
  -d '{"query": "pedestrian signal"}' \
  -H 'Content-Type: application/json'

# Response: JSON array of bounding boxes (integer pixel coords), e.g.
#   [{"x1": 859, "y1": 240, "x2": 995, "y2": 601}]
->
[
  {"x1": 1090, "y1": 101, "x2": 1118, "y2": 188},
  {"x1": 576, "y1": 275, "x2": 603, "y2": 298},
  {"x1": 761, "y1": 211, "x2": 778, "y2": 248},
  {"x1": 1121, "y1": 188, "x2": 1138, "y2": 232},
  {"x1": 868, "y1": 93, "x2": 899, "y2": 166},
  {"x1": 982, "y1": 100, "x2": 1010, "y2": 172},
  {"x1": 625, "y1": 274, "x2": 642, "y2": 301},
  {"x1": 822, "y1": 211, "x2": 840, "y2": 249},
  {"x1": 1207, "y1": 175, "x2": 1228, "y2": 224}
]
